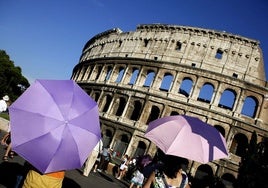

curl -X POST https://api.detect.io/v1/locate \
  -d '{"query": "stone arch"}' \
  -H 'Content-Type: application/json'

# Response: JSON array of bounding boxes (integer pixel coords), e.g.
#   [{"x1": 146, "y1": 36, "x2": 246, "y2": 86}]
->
[
  {"x1": 214, "y1": 125, "x2": 225, "y2": 138},
  {"x1": 113, "y1": 133, "x2": 130, "y2": 158},
  {"x1": 101, "y1": 94, "x2": 112, "y2": 113},
  {"x1": 116, "y1": 66, "x2": 125, "y2": 83},
  {"x1": 112, "y1": 97, "x2": 127, "y2": 116},
  {"x1": 160, "y1": 72, "x2": 173, "y2": 92},
  {"x1": 179, "y1": 77, "x2": 193, "y2": 97},
  {"x1": 230, "y1": 133, "x2": 248, "y2": 157},
  {"x1": 195, "y1": 164, "x2": 214, "y2": 178},
  {"x1": 146, "y1": 105, "x2": 161, "y2": 124},
  {"x1": 95, "y1": 65, "x2": 102, "y2": 81},
  {"x1": 133, "y1": 141, "x2": 146, "y2": 158},
  {"x1": 241, "y1": 96, "x2": 258, "y2": 118},
  {"x1": 194, "y1": 164, "x2": 214, "y2": 187},
  {"x1": 129, "y1": 68, "x2": 140, "y2": 85},
  {"x1": 86, "y1": 89, "x2": 92, "y2": 96},
  {"x1": 105, "y1": 66, "x2": 113, "y2": 81},
  {"x1": 102, "y1": 128, "x2": 113, "y2": 148},
  {"x1": 144, "y1": 70, "x2": 155, "y2": 87},
  {"x1": 198, "y1": 83, "x2": 214, "y2": 103},
  {"x1": 221, "y1": 173, "x2": 236, "y2": 188},
  {"x1": 91, "y1": 91, "x2": 100, "y2": 103},
  {"x1": 83, "y1": 65, "x2": 92, "y2": 80},
  {"x1": 90, "y1": 65, "x2": 102, "y2": 81},
  {"x1": 218, "y1": 88, "x2": 236, "y2": 110},
  {"x1": 130, "y1": 100, "x2": 143, "y2": 121},
  {"x1": 193, "y1": 164, "x2": 214, "y2": 187},
  {"x1": 78, "y1": 65, "x2": 87, "y2": 81}
]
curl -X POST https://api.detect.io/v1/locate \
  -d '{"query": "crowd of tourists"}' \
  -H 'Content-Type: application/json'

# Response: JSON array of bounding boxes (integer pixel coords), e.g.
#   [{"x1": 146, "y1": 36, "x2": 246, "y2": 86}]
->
[
  {"x1": 82, "y1": 142, "x2": 191, "y2": 188},
  {"x1": 1, "y1": 94, "x2": 191, "y2": 188}
]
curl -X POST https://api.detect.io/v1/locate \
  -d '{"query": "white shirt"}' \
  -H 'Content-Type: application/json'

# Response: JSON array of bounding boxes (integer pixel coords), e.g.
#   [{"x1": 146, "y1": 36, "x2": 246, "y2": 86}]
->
[
  {"x1": 0, "y1": 99, "x2": 7, "y2": 112},
  {"x1": 93, "y1": 140, "x2": 103, "y2": 153}
]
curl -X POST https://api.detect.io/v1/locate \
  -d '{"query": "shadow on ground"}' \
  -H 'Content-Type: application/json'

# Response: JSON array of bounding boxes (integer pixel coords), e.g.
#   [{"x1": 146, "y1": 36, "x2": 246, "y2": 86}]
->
[
  {"x1": 0, "y1": 161, "x2": 81, "y2": 188},
  {"x1": 62, "y1": 177, "x2": 81, "y2": 188},
  {"x1": 0, "y1": 161, "x2": 24, "y2": 188}
]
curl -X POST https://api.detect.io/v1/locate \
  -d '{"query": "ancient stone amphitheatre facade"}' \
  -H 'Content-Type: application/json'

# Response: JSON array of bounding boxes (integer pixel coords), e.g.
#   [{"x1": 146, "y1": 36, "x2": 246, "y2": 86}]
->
[{"x1": 71, "y1": 24, "x2": 268, "y2": 186}]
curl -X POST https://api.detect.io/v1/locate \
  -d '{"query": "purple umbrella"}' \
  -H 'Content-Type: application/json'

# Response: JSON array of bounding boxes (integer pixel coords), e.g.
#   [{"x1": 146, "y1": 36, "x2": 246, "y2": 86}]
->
[
  {"x1": 9, "y1": 79, "x2": 101, "y2": 173},
  {"x1": 138, "y1": 154, "x2": 152, "y2": 168},
  {"x1": 145, "y1": 115, "x2": 228, "y2": 163}
]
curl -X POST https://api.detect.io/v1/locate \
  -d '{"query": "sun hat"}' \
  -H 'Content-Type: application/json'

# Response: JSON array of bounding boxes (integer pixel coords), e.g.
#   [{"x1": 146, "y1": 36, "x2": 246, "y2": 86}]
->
[{"x1": 3, "y1": 95, "x2": 9, "y2": 101}]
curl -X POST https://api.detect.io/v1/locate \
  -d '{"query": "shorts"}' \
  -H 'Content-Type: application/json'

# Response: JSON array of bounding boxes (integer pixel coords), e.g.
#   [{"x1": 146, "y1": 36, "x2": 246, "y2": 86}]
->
[{"x1": 130, "y1": 179, "x2": 143, "y2": 186}]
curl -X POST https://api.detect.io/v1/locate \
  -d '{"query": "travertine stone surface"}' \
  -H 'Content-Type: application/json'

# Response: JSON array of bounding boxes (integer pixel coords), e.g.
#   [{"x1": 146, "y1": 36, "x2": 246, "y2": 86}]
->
[{"x1": 72, "y1": 24, "x2": 268, "y2": 184}]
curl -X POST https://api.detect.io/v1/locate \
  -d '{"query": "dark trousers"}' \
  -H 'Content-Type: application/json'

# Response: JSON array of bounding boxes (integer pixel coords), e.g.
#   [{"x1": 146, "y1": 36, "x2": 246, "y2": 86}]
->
[{"x1": 98, "y1": 155, "x2": 109, "y2": 170}]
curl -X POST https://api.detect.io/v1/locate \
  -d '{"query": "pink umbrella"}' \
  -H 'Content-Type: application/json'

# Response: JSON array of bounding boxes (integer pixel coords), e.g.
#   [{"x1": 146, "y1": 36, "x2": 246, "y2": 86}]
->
[
  {"x1": 145, "y1": 115, "x2": 228, "y2": 163},
  {"x1": 9, "y1": 79, "x2": 101, "y2": 173}
]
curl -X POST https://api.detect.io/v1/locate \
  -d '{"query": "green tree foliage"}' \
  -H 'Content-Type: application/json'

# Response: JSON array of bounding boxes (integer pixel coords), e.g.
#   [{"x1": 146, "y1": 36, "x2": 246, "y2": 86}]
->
[
  {"x1": 236, "y1": 131, "x2": 268, "y2": 188},
  {"x1": 0, "y1": 50, "x2": 30, "y2": 101}
]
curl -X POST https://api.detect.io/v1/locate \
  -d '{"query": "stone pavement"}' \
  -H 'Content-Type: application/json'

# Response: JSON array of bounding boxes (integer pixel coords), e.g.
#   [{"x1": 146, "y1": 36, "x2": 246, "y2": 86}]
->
[
  {"x1": 0, "y1": 127, "x2": 129, "y2": 188},
  {"x1": 0, "y1": 117, "x2": 9, "y2": 132}
]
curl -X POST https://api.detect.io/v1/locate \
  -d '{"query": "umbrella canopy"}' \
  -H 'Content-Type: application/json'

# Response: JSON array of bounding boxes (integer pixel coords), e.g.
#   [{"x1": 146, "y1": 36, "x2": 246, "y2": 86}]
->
[
  {"x1": 145, "y1": 115, "x2": 228, "y2": 164},
  {"x1": 9, "y1": 79, "x2": 101, "y2": 174},
  {"x1": 137, "y1": 154, "x2": 153, "y2": 168}
]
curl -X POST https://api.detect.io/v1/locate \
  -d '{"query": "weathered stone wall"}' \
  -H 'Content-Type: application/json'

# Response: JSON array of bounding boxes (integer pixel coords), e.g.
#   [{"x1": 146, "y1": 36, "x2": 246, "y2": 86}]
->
[{"x1": 72, "y1": 24, "x2": 268, "y2": 184}]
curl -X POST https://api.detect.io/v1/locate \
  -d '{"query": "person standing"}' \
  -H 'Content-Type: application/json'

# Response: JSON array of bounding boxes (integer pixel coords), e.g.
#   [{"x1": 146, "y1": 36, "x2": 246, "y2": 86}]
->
[
  {"x1": 129, "y1": 158, "x2": 145, "y2": 188},
  {"x1": 143, "y1": 154, "x2": 190, "y2": 188},
  {"x1": 117, "y1": 154, "x2": 130, "y2": 180},
  {"x1": 0, "y1": 95, "x2": 9, "y2": 113},
  {"x1": 83, "y1": 140, "x2": 103, "y2": 177},
  {"x1": 97, "y1": 147, "x2": 111, "y2": 172},
  {"x1": 1, "y1": 130, "x2": 14, "y2": 161}
]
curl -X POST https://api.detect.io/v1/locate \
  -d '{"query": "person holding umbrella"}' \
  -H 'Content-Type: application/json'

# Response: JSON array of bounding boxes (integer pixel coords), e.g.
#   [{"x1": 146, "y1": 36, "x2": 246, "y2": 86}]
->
[
  {"x1": 143, "y1": 154, "x2": 190, "y2": 188},
  {"x1": 22, "y1": 167, "x2": 65, "y2": 188},
  {"x1": 8, "y1": 80, "x2": 102, "y2": 187},
  {"x1": 83, "y1": 139, "x2": 103, "y2": 176}
]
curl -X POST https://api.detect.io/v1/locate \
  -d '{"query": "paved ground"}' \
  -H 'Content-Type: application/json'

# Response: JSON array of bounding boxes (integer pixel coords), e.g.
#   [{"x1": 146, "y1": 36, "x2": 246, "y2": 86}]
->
[{"x1": 0, "y1": 129, "x2": 129, "y2": 188}]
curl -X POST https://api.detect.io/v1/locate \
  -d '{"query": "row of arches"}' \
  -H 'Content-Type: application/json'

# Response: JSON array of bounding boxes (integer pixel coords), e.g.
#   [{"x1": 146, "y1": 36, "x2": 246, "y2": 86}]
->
[
  {"x1": 72, "y1": 62, "x2": 261, "y2": 119},
  {"x1": 91, "y1": 86, "x2": 257, "y2": 159}
]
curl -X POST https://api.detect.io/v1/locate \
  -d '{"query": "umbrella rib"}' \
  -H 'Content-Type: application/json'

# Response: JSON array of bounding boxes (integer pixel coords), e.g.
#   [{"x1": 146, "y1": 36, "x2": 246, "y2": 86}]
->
[{"x1": 38, "y1": 81, "x2": 67, "y2": 121}]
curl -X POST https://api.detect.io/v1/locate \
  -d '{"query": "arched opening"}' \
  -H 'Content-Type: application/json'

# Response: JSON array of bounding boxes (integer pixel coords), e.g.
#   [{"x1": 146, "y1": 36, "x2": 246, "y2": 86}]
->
[
  {"x1": 221, "y1": 173, "x2": 236, "y2": 188},
  {"x1": 103, "y1": 129, "x2": 112, "y2": 148},
  {"x1": 92, "y1": 92, "x2": 100, "y2": 103},
  {"x1": 179, "y1": 77, "x2": 193, "y2": 97},
  {"x1": 85, "y1": 66, "x2": 92, "y2": 80},
  {"x1": 194, "y1": 164, "x2": 214, "y2": 188},
  {"x1": 160, "y1": 73, "x2": 173, "y2": 92},
  {"x1": 241, "y1": 96, "x2": 258, "y2": 118},
  {"x1": 130, "y1": 100, "x2": 142, "y2": 121},
  {"x1": 102, "y1": 95, "x2": 112, "y2": 113},
  {"x1": 115, "y1": 97, "x2": 127, "y2": 116},
  {"x1": 113, "y1": 134, "x2": 129, "y2": 158},
  {"x1": 105, "y1": 66, "x2": 113, "y2": 81},
  {"x1": 116, "y1": 67, "x2": 125, "y2": 83},
  {"x1": 198, "y1": 83, "x2": 214, "y2": 103},
  {"x1": 95, "y1": 66, "x2": 102, "y2": 81},
  {"x1": 133, "y1": 141, "x2": 146, "y2": 158},
  {"x1": 146, "y1": 105, "x2": 160, "y2": 124},
  {"x1": 129, "y1": 69, "x2": 139, "y2": 85},
  {"x1": 230, "y1": 133, "x2": 248, "y2": 157},
  {"x1": 143, "y1": 71, "x2": 155, "y2": 87},
  {"x1": 214, "y1": 125, "x2": 225, "y2": 138},
  {"x1": 218, "y1": 89, "x2": 236, "y2": 110}
]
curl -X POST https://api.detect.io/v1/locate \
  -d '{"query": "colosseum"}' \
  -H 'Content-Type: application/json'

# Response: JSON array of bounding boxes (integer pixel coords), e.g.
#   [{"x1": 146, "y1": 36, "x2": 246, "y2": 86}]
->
[{"x1": 71, "y1": 24, "x2": 268, "y2": 186}]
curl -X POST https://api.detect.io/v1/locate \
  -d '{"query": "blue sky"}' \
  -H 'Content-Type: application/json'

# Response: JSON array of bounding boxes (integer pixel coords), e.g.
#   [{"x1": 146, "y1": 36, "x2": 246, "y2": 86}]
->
[{"x1": 0, "y1": 0, "x2": 267, "y2": 84}]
